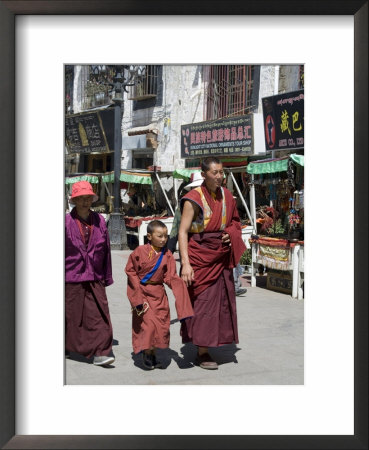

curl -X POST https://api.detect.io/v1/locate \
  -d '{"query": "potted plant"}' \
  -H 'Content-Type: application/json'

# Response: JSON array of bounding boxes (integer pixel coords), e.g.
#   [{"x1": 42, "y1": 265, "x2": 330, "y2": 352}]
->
[
  {"x1": 239, "y1": 248, "x2": 252, "y2": 273},
  {"x1": 288, "y1": 212, "x2": 301, "y2": 240}
]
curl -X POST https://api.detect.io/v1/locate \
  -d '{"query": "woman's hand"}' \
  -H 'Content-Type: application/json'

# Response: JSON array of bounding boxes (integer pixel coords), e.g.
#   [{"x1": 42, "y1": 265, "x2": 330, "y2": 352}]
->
[
  {"x1": 181, "y1": 262, "x2": 195, "y2": 287},
  {"x1": 221, "y1": 233, "x2": 231, "y2": 246}
]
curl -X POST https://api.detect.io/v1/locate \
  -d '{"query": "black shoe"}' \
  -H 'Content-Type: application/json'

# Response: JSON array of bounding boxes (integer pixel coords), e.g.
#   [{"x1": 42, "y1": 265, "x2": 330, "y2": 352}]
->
[
  {"x1": 152, "y1": 354, "x2": 162, "y2": 369},
  {"x1": 142, "y1": 352, "x2": 162, "y2": 369},
  {"x1": 235, "y1": 288, "x2": 247, "y2": 296},
  {"x1": 142, "y1": 352, "x2": 155, "y2": 369}
]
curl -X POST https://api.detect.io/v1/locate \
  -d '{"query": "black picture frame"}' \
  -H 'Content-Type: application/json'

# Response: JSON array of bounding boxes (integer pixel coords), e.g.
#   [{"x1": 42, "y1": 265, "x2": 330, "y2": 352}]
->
[{"x1": 1, "y1": 1, "x2": 367, "y2": 449}]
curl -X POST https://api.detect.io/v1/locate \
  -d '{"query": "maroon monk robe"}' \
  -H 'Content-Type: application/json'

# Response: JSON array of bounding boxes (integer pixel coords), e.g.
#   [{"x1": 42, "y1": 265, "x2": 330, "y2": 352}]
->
[
  {"x1": 65, "y1": 210, "x2": 114, "y2": 359},
  {"x1": 125, "y1": 244, "x2": 194, "y2": 354},
  {"x1": 65, "y1": 281, "x2": 113, "y2": 359},
  {"x1": 180, "y1": 185, "x2": 246, "y2": 347}
]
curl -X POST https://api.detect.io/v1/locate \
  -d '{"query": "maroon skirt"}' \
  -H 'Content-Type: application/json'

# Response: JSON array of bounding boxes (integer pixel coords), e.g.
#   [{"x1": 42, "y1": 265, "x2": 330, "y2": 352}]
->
[
  {"x1": 65, "y1": 281, "x2": 113, "y2": 358},
  {"x1": 180, "y1": 267, "x2": 238, "y2": 347}
]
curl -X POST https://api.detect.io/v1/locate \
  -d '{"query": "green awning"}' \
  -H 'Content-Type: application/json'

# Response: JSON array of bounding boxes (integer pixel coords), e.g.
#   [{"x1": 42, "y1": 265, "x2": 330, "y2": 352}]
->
[
  {"x1": 247, "y1": 154, "x2": 304, "y2": 175},
  {"x1": 173, "y1": 168, "x2": 201, "y2": 181},
  {"x1": 102, "y1": 171, "x2": 153, "y2": 185},
  {"x1": 65, "y1": 175, "x2": 99, "y2": 184},
  {"x1": 290, "y1": 154, "x2": 304, "y2": 166}
]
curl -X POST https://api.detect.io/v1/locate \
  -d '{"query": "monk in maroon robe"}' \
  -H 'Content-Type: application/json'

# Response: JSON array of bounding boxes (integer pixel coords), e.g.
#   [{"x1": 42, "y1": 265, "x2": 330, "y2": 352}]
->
[
  {"x1": 178, "y1": 157, "x2": 246, "y2": 370},
  {"x1": 125, "y1": 220, "x2": 194, "y2": 369},
  {"x1": 65, "y1": 181, "x2": 115, "y2": 367}
]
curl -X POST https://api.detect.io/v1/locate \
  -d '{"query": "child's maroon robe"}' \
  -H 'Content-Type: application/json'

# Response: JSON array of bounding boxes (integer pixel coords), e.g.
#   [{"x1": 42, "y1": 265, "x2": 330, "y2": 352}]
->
[{"x1": 125, "y1": 244, "x2": 194, "y2": 354}]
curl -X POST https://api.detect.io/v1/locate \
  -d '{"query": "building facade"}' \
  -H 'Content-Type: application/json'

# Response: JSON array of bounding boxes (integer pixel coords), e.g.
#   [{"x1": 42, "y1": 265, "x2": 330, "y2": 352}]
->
[{"x1": 65, "y1": 64, "x2": 303, "y2": 209}]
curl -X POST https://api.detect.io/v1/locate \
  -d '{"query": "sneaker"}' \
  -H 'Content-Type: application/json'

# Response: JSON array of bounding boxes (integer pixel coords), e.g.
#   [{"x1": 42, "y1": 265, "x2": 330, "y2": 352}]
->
[
  {"x1": 65, "y1": 351, "x2": 70, "y2": 359},
  {"x1": 93, "y1": 355, "x2": 115, "y2": 366},
  {"x1": 235, "y1": 288, "x2": 247, "y2": 296}
]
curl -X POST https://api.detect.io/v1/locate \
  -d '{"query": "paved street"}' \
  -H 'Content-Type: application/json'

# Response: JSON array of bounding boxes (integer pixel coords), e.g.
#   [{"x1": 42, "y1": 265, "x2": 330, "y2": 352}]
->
[{"x1": 65, "y1": 250, "x2": 304, "y2": 385}]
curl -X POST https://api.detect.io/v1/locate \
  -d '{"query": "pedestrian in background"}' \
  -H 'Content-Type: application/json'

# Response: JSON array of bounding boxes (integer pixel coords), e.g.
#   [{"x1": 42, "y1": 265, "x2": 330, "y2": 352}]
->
[
  {"x1": 234, "y1": 263, "x2": 247, "y2": 296},
  {"x1": 178, "y1": 157, "x2": 246, "y2": 370},
  {"x1": 125, "y1": 220, "x2": 194, "y2": 370},
  {"x1": 65, "y1": 181, "x2": 115, "y2": 366}
]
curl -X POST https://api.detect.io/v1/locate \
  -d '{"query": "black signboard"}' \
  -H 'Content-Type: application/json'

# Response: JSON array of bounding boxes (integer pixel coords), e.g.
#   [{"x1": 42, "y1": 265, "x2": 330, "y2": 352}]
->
[
  {"x1": 180, "y1": 115, "x2": 253, "y2": 159},
  {"x1": 65, "y1": 109, "x2": 114, "y2": 154},
  {"x1": 262, "y1": 90, "x2": 304, "y2": 151}
]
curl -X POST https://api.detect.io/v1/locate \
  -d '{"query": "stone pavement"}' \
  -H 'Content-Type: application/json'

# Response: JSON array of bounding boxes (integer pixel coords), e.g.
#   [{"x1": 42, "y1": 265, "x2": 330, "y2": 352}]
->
[{"x1": 65, "y1": 250, "x2": 304, "y2": 385}]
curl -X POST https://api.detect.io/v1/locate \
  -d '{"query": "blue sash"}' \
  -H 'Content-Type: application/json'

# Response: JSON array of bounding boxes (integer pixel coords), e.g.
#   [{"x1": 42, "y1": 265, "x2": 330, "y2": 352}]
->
[{"x1": 140, "y1": 248, "x2": 165, "y2": 285}]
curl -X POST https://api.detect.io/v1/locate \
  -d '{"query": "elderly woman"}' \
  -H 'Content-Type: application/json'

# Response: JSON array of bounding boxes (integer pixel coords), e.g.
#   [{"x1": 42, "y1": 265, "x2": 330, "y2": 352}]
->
[{"x1": 65, "y1": 181, "x2": 115, "y2": 366}]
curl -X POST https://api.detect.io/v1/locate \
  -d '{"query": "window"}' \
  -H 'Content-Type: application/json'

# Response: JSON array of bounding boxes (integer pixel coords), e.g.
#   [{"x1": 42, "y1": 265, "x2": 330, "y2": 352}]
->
[
  {"x1": 128, "y1": 65, "x2": 160, "y2": 101},
  {"x1": 203, "y1": 65, "x2": 259, "y2": 121},
  {"x1": 81, "y1": 65, "x2": 114, "y2": 110},
  {"x1": 65, "y1": 65, "x2": 74, "y2": 114},
  {"x1": 132, "y1": 151, "x2": 153, "y2": 170},
  {"x1": 299, "y1": 65, "x2": 304, "y2": 89}
]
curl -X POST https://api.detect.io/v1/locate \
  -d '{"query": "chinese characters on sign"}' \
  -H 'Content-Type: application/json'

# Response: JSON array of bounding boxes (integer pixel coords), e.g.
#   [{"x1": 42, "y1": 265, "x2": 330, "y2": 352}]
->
[
  {"x1": 262, "y1": 90, "x2": 304, "y2": 151},
  {"x1": 65, "y1": 111, "x2": 110, "y2": 154},
  {"x1": 180, "y1": 115, "x2": 254, "y2": 159}
]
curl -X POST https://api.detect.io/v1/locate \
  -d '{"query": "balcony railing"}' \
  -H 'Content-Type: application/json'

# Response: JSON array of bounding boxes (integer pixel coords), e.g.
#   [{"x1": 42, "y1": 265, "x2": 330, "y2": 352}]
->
[
  {"x1": 82, "y1": 81, "x2": 112, "y2": 110},
  {"x1": 128, "y1": 66, "x2": 159, "y2": 101}
]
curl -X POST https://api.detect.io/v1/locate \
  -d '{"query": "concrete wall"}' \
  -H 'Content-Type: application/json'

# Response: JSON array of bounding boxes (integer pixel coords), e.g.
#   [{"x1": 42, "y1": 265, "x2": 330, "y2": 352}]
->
[{"x1": 121, "y1": 65, "x2": 204, "y2": 173}]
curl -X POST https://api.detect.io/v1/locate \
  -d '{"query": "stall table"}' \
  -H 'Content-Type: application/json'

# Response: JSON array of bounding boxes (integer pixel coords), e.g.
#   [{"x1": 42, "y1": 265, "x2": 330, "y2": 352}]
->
[
  {"x1": 250, "y1": 236, "x2": 304, "y2": 299},
  {"x1": 124, "y1": 216, "x2": 174, "y2": 246}
]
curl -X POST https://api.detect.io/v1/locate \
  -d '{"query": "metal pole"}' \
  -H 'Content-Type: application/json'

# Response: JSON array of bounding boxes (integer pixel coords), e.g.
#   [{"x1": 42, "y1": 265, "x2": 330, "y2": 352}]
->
[
  {"x1": 155, "y1": 172, "x2": 175, "y2": 216},
  {"x1": 250, "y1": 174, "x2": 257, "y2": 234},
  {"x1": 173, "y1": 177, "x2": 179, "y2": 209},
  {"x1": 108, "y1": 101, "x2": 128, "y2": 250},
  {"x1": 292, "y1": 244, "x2": 299, "y2": 299},
  {"x1": 229, "y1": 170, "x2": 254, "y2": 228}
]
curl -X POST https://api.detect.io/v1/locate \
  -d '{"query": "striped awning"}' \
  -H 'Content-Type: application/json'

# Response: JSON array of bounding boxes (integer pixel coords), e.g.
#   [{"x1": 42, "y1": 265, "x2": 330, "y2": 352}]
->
[
  {"x1": 247, "y1": 154, "x2": 304, "y2": 175},
  {"x1": 173, "y1": 168, "x2": 201, "y2": 181},
  {"x1": 65, "y1": 174, "x2": 99, "y2": 184},
  {"x1": 102, "y1": 170, "x2": 153, "y2": 185}
]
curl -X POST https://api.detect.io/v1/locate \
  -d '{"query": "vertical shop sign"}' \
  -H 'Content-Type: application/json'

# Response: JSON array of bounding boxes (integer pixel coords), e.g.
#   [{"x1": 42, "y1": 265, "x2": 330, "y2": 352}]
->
[
  {"x1": 180, "y1": 115, "x2": 253, "y2": 158},
  {"x1": 262, "y1": 90, "x2": 304, "y2": 151}
]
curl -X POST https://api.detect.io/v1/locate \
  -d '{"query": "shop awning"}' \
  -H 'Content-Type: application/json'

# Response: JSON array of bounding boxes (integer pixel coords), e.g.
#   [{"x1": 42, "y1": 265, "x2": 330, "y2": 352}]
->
[
  {"x1": 102, "y1": 170, "x2": 153, "y2": 185},
  {"x1": 65, "y1": 174, "x2": 99, "y2": 184},
  {"x1": 173, "y1": 168, "x2": 201, "y2": 181},
  {"x1": 247, "y1": 154, "x2": 304, "y2": 174}
]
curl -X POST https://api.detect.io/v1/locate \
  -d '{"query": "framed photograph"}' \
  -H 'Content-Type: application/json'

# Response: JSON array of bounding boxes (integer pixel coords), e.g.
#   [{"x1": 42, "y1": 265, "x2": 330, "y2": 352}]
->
[{"x1": 1, "y1": 1, "x2": 367, "y2": 449}]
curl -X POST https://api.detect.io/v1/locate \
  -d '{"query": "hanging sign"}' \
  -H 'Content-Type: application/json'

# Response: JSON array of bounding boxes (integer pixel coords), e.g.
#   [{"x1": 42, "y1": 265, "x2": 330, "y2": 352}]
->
[
  {"x1": 180, "y1": 115, "x2": 253, "y2": 159},
  {"x1": 262, "y1": 90, "x2": 304, "y2": 151},
  {"x1": 65, "y1": 110, "x2": 112, "y2": 154}
]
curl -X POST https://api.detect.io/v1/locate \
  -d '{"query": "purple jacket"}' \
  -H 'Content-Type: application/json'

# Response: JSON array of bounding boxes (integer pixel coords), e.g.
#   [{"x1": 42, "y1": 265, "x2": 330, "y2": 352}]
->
[{"x1": 65, "y1": 209, "x2": 113, "y2": 286}]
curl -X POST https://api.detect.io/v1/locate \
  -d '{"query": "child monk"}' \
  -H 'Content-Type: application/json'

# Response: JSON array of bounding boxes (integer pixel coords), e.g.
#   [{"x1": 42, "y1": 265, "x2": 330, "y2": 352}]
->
[{"x1": 125, "y1": 220, "x2": 194, "y2": 369}]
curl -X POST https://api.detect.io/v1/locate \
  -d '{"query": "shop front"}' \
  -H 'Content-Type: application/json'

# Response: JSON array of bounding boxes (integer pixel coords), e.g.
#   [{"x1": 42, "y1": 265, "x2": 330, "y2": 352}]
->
[{"x1": 246, "y1": 153, "x2": 304, "y2": 299}]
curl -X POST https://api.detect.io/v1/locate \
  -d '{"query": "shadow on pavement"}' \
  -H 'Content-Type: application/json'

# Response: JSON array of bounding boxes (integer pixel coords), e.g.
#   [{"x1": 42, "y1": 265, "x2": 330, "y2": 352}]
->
[
  {"x1": 181, "y1": 342, "x2": 240, "y2": 366},
  {"x1": 130, "y1": 343, "x2": 241, "y2": 371},
  {"x1": 131, "y1": 346, "x2": 195, "y2": 371},
  {"x1": 209, "y1": 343, "x2": 241, "y2": 365}
]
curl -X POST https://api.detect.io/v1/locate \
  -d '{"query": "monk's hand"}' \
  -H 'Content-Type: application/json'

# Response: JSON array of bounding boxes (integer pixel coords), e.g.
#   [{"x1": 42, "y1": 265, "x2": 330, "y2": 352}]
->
[
  {"x1": 181, "y1": 262, "x2": 195, "y2": 287},
  {"x1": 221, "y1": 233, "x2": 231, "y2": 246}
]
